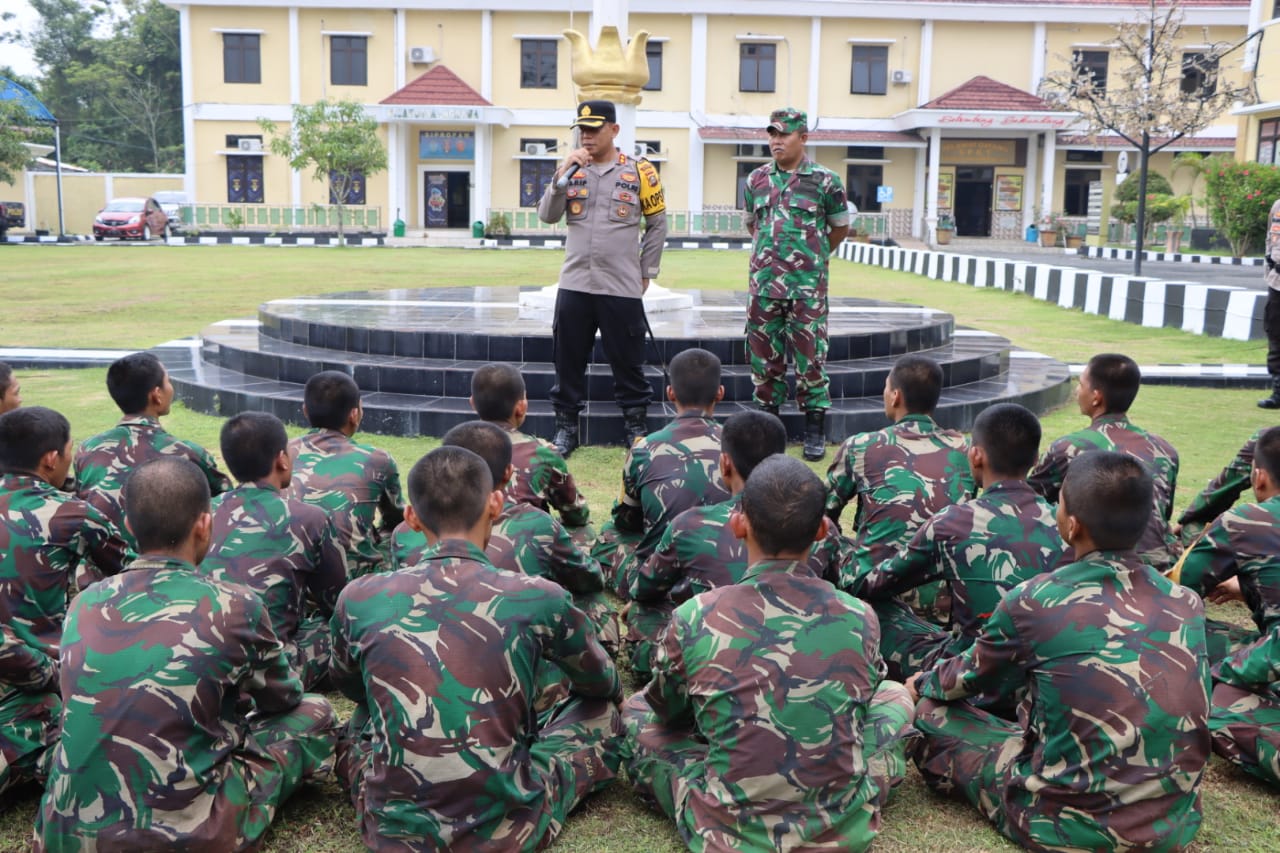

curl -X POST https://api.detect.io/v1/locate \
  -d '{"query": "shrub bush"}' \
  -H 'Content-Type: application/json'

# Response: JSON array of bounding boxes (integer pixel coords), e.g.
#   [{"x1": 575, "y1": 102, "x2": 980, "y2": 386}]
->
[
  {"x1": 1202, "y1": 156, "x2": 1280, "y2": 257},
  {"x1": 1112, "y1": 171, "x2": 1174, "y2": 224}
]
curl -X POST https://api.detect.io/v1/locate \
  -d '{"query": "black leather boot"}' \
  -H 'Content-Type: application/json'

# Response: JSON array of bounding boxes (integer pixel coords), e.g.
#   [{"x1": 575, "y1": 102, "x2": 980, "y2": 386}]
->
[
  {"x1": 552, "y1": 410, "x2": 579, "y2": 457},
  {"x1": 802, "y1": 409, "x2": 827, "y2": 461},
  {"x1": 758, "y1": 403, "x2": 780, "y2": 417},
  {"x1": 622, "y1": 406, "x2": 649, "y2": 446},
  {"x1": 1259, "y1": 380, "x2": 1280, "y2": 409}
]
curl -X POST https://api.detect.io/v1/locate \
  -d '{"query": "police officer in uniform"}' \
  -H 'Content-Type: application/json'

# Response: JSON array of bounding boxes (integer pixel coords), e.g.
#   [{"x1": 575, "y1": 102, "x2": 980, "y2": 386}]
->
[
  {"x1": 538, "y1": 100, "x2": 668, "y2": 456},
  {"x1": 1260, "y1": 197, "x2": 1280, "y2": 409}
]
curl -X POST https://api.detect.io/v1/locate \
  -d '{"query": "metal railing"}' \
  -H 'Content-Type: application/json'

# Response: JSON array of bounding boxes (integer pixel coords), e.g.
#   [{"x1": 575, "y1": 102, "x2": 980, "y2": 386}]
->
[
  {"x1": 180, "y1": 204, "x2": 383, "y2": 232},
  {"x1": 490, "y1": 208, "x2": 893, "y2": 239}
]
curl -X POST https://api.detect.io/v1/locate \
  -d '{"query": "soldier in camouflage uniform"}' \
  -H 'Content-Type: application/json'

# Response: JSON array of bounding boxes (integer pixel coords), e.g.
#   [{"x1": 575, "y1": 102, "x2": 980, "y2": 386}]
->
[
  {"x1": 624, "y1": 455, "x2": 915, "y2": 851},
  {"x1": 1208, "y1": 622, "x2": 1280, "y2": 788},
  {"x1": 593, "y1": 348, "x2": 730, "y2": 594},
  {"x1": 1029, "y1": 353, "x2": 1181, "y2": 571},
  {"x1": 909, "y1": 452, "x2": 1211, "y2": 852},
  {"x1": 35, "y1": 457, "x2": 338, "y2": 852},
  {"x1": 1173, "y1": 425, "x2": 1280, "y2": 663},
  {"x1": 825, "y1": 354, "x2": 974, "y2": 618},
  {"x1": 75, "y1": 352, "x2": 232, "y2": 553},
  {"x1": 849, "y1": 404, "x2": 1065, "y2": 682},
  {"x1": 0, "y1": 619, "x2": 59, "y2": 800},
  {"x1": 1177, "y1": 427, "x2": 1260, "y2": 542},
  {"x1": 743, "y1": 107, "x2": 851, "y2": 461},
  {"x1": 201, "y1": 413, "x2": 348, "y2": 689},
  {"x1": 332, "y1": 445, "x2": 623, "y2": 851},
  {"x1": 624, "y1": 410, "x2": 852, "y2": 681},
  {"x1": 287, "y1": 371, "x2": 404, "y2": 576},
  {"x1": 0, "y1": 408, "x2": 130, "y2": 657}
]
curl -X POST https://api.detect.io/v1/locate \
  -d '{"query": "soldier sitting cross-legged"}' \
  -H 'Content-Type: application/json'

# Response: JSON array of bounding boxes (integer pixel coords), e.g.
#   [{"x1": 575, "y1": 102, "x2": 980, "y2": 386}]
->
[
  {"x1": 331, "y1": 445, "x2": 623, "y2": 852},
  {"x1": 623, "y1": 454, "x2": 916, "y2": 852},
  {"x1": 1208, "y1": 621, "x2": 1280, "y2": 789}
]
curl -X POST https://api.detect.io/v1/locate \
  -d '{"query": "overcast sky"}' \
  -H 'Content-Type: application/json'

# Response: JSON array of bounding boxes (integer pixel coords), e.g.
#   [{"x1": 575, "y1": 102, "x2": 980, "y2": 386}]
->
[{"x1": 1, "y1": 0, "x2": 40, "y2": 79}]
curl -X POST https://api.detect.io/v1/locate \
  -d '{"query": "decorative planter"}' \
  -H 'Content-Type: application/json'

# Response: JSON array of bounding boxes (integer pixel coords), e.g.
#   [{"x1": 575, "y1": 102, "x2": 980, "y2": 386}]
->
[
  {"x1": 936, "y1": 228, "x2": 954, "y2": 245},
  {"x1": 1037, "y1": 229, "x2": 1058, "y2": 248},
  {"x1": 1064, "y1": 234, "x2": 1084, "y2": 249}
]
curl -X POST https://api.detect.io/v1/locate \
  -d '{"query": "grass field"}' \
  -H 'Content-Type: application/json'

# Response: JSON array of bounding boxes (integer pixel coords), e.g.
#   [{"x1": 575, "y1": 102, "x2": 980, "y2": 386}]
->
[{"x1": 0, "y1": 244, "x2": 1277, "y2": 851}]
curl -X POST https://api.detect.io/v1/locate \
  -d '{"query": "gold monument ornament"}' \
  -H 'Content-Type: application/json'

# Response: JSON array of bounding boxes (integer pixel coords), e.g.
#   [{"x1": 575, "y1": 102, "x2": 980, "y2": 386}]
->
[{"x1": 563, "y1": 26, "x2": 650, "y2": 105}]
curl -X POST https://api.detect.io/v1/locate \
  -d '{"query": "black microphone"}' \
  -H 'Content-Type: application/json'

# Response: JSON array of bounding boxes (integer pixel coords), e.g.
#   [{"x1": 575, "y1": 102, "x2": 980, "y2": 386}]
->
[{"x1": 555, "y1": 163, "x2": 582, "y2": 190}]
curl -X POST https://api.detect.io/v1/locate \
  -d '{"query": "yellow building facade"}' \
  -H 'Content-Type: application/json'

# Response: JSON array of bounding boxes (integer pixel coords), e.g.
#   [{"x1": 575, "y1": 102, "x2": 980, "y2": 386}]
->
[{"x1": 167, "y1": 0, "x2": 1250, "y2": 239}]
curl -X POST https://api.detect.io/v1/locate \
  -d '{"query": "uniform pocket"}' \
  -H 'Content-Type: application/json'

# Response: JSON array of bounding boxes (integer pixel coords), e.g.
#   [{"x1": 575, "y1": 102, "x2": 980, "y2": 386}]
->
[{"x1": 608, "y1": 188, "x2": 640, "y2": 224}]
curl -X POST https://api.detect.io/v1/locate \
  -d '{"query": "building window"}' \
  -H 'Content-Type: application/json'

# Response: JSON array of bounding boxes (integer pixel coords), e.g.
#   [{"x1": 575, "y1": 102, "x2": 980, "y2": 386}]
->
[
  {"x1": 739, "y1": 43, "x2": 776, "y2": 93},
  {"x1": 329, "y1": 170, "x2": 365, "y2": 205},
  {"x1": 1273, "y1": 0, "x2": 1280, "y2": 19},
  {"x1": 227, "y1": 155, "x2": 264, "y2": 203},
  {"x1": 1181, "y1": 52, "x2": 1218, "y2": 98},
  {"x1": 1072, "y1": 50, "x2": 1109, "y2": 95},
  {"x1": 521, "y1": 39, "x2": 558, "y2": 89},
  {"x1": 845, "y1": 148, "x2": 885, "y2": 213},
  {"x1": 223, "y1": 34, "x2": 261, "y2": 84},
  {"x1": 1259, "y1": 119, "x2": 1280, "y2": 165},
  {"x1": 643, "y1": 42, "x2": 663, "y2": 91},
  {"x1": 850, "y1": 45, "x2": 889, "y2": 96},
  {"x1": 331, "y1": 36, "x2": 367, "y2": 86},
  {"x1": 1065, "y1": 150, "x2": 1104, "y2": 163}
]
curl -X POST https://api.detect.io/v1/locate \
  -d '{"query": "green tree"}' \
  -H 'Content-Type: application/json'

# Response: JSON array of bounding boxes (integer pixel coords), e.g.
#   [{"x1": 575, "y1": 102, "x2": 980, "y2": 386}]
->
[
  {"x1": 260, "y1": 99, "x2": 389, "y2": 244},
  {"x1": 1201, "y1": 157, "x2": 1280, "y2": 257},
  {"x1": 0, "y1": 100, "x2": 35, "y2": 186}
]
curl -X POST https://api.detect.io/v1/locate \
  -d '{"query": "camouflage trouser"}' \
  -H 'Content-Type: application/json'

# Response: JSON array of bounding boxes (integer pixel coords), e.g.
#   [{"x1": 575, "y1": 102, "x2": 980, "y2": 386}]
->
[
  {"x1": 1209, "y1": 682, "x2": 1280, "y2": 788},
  {"x1": 591, "y1": 521, "x2": 644, "y2": 598},
  {"x1": 0, "y1": 686, "x2": 60, "y2": 796},
  {"x1": 290, "y1": 611, "x2": 332, "y2": 691},
  {"x1": 745, "y1": 294, "x2": 831, "y2": 411},
  {"x1": 622, "y1": 682, "x2": 915, "y2": 843},
  {"x1": 873, "y1": 600, "x2": 963, "y2": 682},
  {"x1": 338, "y1": 696, "x2": 622, "y2": 850},
  {"x1": 574, "y1": 591, "x2": 621, "y2": 656},
  {"x1": 1205, "y1": 618, "x2": 1260, "y2": 665},
  {"x1": 623, "y1": 600, "x2": 676, "y2": 684},
  {"x1": 567, "y1": 523, "x2": 598, "y2": 552}
]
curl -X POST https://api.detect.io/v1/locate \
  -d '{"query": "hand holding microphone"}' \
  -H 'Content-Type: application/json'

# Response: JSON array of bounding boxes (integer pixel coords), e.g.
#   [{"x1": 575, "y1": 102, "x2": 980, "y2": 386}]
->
[{"x1": 555, "y1": 148, "x2": 590, "y2": 190}]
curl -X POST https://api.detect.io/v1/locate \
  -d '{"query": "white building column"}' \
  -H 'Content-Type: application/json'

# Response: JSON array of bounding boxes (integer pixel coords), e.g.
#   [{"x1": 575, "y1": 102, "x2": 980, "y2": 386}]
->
[
  {"x1": 806, "y1": 18, "x2": 821, "y2": 120},
  {"x1": 689, "y1": 14, "x2": 708, "y2": 214},
  {"x1": 179, "y1": 6, "x2": 195, "y2": 201},
  {"x1": 1023, "y1": 130, "x2": 1038, "y2": 233},
  {"x1": 1041, "y1": 129, "x2": 1057, "y2": 216},
  {"x1": 474, "y1": 123, "x2": 491, "y2": 225},
  {"x1": 917, "y1": 19, "x2": 933, "y2": 106},
  {"x1": 289, "y1": 7, "x2": 301, "y2": 207},
  {"x1": 590, "y1": 0, "x2": 627, "y2": 43},
  {"x1": 480, "y1": 11, "x2": 493, "y2": 102},
  {"x1": 924, "y1": 127, "x2": 941, "y2": 241},
  {"x1": 911, "y1": 145, "x2": 926, "y2": 239},
  {"x1": 1031, "y1": 21, "x2": 1046, "y2": 91},
  {"x1": 387, "y1": 121, "x2": 402, "y2": 227}
]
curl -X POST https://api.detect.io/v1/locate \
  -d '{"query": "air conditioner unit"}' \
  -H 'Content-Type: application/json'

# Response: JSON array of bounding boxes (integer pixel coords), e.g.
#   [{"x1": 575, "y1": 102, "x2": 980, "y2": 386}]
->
[
  {"x1": 524, "y1": 142, "x2": 548, "y2": 156},
  {"x1": 634, "y1": 142, "x2": 651, "y2": 157},
  {"x1": 237, "y1": 138, "x2": 263, "y2": 152},
  {"x1": 891, "y1": 69, "x2": 912, "y2": 85},
  {"x1": 409, "y1": 46, "x2": 436, "y2": 64}
]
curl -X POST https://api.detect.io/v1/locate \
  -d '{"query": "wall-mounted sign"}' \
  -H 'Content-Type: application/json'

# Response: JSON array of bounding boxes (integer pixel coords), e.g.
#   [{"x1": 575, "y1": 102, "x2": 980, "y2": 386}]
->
[
  {"x1": 420, "y1": 130, "x2": 475, "y2": 160},
  {"x1": 390, "y1": 105, "x2": 482, "y2": 122},
  {"x1": 995, "y1": 174, "x2": 1024, "y2": 211},
  {"x1": 426, "y1": 173, "x2": 449, "y2": 226},
  {"x1": 940, "y1": 138, "x2": 1026, "y2": 167},
  {"x1": 934, "y1": 113, "x2": 1074, "y2": 130},
  {"x1": 876, "y1": 185, "x2": 894, "y2": 204}
]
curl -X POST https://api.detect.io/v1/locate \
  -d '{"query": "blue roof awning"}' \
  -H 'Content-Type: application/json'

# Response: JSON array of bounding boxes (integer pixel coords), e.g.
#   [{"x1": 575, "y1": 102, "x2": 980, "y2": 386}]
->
[{"x1": 0, "y1": 77, "x2": 56, "y2": 125}]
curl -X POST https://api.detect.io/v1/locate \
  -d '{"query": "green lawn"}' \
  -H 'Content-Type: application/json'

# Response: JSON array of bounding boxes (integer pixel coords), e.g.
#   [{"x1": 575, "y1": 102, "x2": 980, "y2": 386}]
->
[{"x1": 0, "y1": 244, "x2": 1276, "y2": 851}]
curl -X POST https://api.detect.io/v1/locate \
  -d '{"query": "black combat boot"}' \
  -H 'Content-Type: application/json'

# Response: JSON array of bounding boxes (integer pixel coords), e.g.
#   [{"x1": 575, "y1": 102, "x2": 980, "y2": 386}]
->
[
  {"x1": 622, "y1": 406, "x2": 649, "y2": 446},
  {"x1": 552, "y1": 410, "x2": 579, "y2": 457},
  {"x1": 802, "y1": 409, "x2": 827, "y2": 461},
  {"x1": 758, "y1": 403, "x2": 780, "y2": 418},
  {"x1": 1259, "y1": 380, "x2": 1280, "y2": 409}
]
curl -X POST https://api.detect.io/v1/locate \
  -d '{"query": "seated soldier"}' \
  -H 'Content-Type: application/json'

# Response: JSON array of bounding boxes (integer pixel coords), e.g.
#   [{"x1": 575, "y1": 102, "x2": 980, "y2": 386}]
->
[
  {"x1": 331, "y1": 446, "x2": 622, "y2": 851},
  {"x1": 1209, "y1": 622, "x2": 1280, "y2": 788},
  {"x1": 0, "y1": 407, "x2": 129, "y2": 657},
  {"x1": 592, "y1": 348, "x2": 730, "y2": 594},
  {"x1": 471, "y1": 362, "x2": 592, "y2": 538},
  {"x1": 624, "y1": 410, "x2": 853, "y2": 681},
  {"x1": 0, "y1": 361, "x2": 21, "y2": 413},
  {"x1": 35, "y1": 457, "x2": 337, "y2": 852},
  {"x1": 390, "y1": 420, "x2": 618, "y2": 651},
  {"x1": 75, "y1": 351, "x2": 232, "y2": 552},
  {"x1": 288, "y1": 371, "x2": 405, "y2": 576},
  {"x1": 1028, "y1": 352, "x2": 1181, "y2": 571},
  {"x1": 0, "y1": 620, "x2": 59, "y2": 803},
  {"x1": 624, "y1": 455, "x2": 916, "y2": 851},
  {"x1": 1177, "y1": 427, "x2": 1262, "y2": 542},
  {"x1": 850, "y1": 403, "x2": 1065, "y2": 681},
  {"x1": 824, "y1": 354, "x2": 974, "y2": 618},
  {"x1": 201, "y1": 412, "x2": 348, "y2": 689},
  {"x1": 1174, "y1": 424, "x2": 1280, "y2": 663},
  {"x1": 910, "y1": 452, "x2": 1211, "y2": 852}
]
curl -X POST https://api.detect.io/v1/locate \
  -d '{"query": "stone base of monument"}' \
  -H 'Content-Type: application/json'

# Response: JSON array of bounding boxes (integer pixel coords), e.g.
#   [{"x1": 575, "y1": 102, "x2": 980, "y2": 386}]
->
[{"x1": 159, "y1": 286, "x2": 1071, "y2": 445}]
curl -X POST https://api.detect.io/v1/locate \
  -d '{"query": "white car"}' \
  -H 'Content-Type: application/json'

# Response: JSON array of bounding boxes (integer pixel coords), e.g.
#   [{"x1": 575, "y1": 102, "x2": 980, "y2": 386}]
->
[{"x1": 152, "y1": 191, "x2": 189, "y2": 234}]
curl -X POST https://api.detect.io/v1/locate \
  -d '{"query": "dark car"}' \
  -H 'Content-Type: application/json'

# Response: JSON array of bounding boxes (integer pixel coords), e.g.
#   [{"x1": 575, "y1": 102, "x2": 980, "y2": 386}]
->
[
  {"x1": 1, "y1": 201, "x2": 22, "y2": 229},
  {"x1": 93, "y1": 197, "x2": 170, "y2": 241}
]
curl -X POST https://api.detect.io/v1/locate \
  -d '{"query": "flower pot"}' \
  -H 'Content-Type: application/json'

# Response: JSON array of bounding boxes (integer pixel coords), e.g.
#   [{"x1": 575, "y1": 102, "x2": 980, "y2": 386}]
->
[
  {"x1": 1064, "y1": 234, "x2": 1083, "y2": 249},
  {"x1": 936, "y1": 228, "x2": 953, "y2": 246},
  {"x1": 1038, "y1": 229, "x2": 1058, "y2": 248}
]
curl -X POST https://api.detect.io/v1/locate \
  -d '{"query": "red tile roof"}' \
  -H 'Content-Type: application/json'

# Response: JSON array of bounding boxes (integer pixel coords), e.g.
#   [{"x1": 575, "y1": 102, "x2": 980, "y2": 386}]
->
[
  {"x1": 1058, "y1": 133, "x2": 1236, "y2": 149},
  {"x1": 922, "y1": 75, "x2": 1059, "y2": 112},
  {"x1": 699, "y1": 127, "x2": 924, "y2": 145},
  {"x1": 380, "y1": 65, "x2": 490, "y2": 106}
]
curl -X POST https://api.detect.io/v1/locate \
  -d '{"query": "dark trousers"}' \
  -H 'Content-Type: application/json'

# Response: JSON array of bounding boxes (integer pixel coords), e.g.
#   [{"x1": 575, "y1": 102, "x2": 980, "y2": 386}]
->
[
  {"x1": 1267, "y1": 288, "x2": 1280, "y2": 381},
  {"x1": 550, "y1": 288, "x2": 651, "y2": 414}
]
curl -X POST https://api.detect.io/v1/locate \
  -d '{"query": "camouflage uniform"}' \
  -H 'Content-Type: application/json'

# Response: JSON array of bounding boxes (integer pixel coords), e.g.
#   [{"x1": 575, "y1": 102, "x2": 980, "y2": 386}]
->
[
  {"x1": 35, "y1": 556, "x2": 338, "y2": 852},
  {"x1": 592, "y1": 412, "x2": 730, "y2": 595},
  {"x1": 849, "y1": 480, "x2": 1065, "y2": 681},
  {"x1": 75, "y1": 416, "x2": 231, "y2": 553},
  {"x1": 1178, "y1": 428, "x2": 1259, "y2": 541},
  {"x1": 622, "y1": 493, "x2": 854, "y2": 681},
  {"x1": 1173, "y1": 494, "x2": 1280, "y2": 663},
  {"x1": 202, "y1": 481, "x2": 349, "y2": 689},
  {"x1": 287, "y1": 428, "x2": 405, "y2": 577},
  {"x1": 1208, "y1": 623, "x2": 1280, "y2": 788},
  {"x1": 824, "y1": 414, "x2": 973, "y2": 616},
  {"x1": 0, "y1": 620, "x2": 60, "y2": 798},
  {"x1": 1028, "y1": 413, "x2": 1181, "y2": 571},
  {"x1": 623, "y1": 558, "x2": 915, "y2": 851},
  {"x1": 914, "y1": 550, "x2": 1211, "y2": 852},
  {"x1": 743, "y1": 156, "x2": 849, "y2": 410},
  {"x1": 0, "y1": 473, "x2": 131, "y2": 655},
  {"x1": 331, "y1": 538, "x2": 623, "y2": 852},
  {"x1": 503, "y1": 423, "x2": 591, "y2": 528}
]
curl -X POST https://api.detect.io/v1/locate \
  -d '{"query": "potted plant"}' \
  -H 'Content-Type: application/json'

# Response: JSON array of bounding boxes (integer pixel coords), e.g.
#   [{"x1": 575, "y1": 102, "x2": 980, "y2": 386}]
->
[
  {"x1": 1058, "y1": 216, "x2": 1084, "y2": 249},
  {"x1": 935, "y1": 213, "x2": 955, "y2": 246},
  {"x1": 1036, "y1": 211, "x2": 1059, "y2": 247}
]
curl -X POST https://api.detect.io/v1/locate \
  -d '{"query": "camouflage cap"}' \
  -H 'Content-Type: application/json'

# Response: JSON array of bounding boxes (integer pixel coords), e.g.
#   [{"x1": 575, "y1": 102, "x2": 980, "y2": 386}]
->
[
  {"x1": 767, "y1": 108, "x2": 808, "y2": 134},
  {"x1": 572, "y1": 100, "x2": 617, "y2": 129}
]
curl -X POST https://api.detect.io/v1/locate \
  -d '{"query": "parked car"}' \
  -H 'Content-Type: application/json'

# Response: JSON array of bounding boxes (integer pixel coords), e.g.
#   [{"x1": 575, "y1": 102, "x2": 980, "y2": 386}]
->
[
  {"x1": 93, "y1": 197, "x2": 170, "y2": 241},
  {"x1": 1, "y1": 201, "x2": 22, "y2": 229},
  {"x1": 0, "y1": 202, "x2": 7, "y2": 241},
  {"x1": 151, "y1": 190, "x2": 188, "y2": 233}
]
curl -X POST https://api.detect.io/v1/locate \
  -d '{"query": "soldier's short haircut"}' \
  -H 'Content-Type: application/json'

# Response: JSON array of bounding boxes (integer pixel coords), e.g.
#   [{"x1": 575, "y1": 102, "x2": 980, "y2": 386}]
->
[
  {"x1": 1254, "y1": 426, "x2": 1280, "y2": 483},
  {"x1": 220, "y1": 411, "x2": 288, "y2": 483},
  {"x1": 971, "y1": 403, "x2": 1042, "y2": 476},
  {"x1": 442, "y1": 420, "x2": 512, "y2": 488},
  {"x1": 407, "y1": 446, "x2": 493, "y2": 535},
  {"x1": 668, "y1": 348, "x2": 722, "y2": 408},
  {"x1": 106, "y1": 352, "x2": 167, "y2": 415},
  {"x1": 889, "y1": 354, "x2": 944, "y2": 414},
  {"x1": 0, "y1": 362, "x2": 12, "y2": 397},
  {"x1": 471, "y1": 363, "x2": 527, "y2": 422},
  {"x1": 0, "y1": 406, "x2": 70, "y2": 473},
  {"x1": 1086, "y1": 353, "x2": 1141, "y2": 414},
  {"x1": 125, "y1": 457, "x2": 211, "y2": 552},
  {"x1": 1061, "y1": 451, "x2": 1152, "y2": 551},
  {"x1": 722, "y1": 411, "x2": 786, "y2": 480},
  {"x1": 303, "y1": 371, "x2": 361, "y2": 430},
  {"x1": 741, "y1": 454, "x2": 825, "y2": 556}
]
